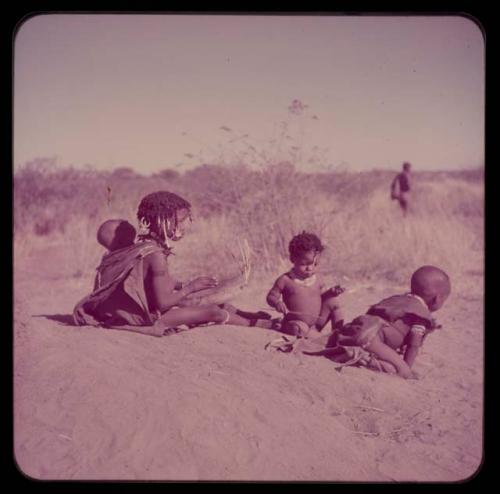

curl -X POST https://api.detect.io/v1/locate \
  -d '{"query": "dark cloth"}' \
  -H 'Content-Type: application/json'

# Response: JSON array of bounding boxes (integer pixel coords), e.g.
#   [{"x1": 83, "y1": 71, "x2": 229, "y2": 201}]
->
[
  {"x1": 327, "y1": 314, "x2": 386, "y2": 349},
  {"x1": 73, "y1": 241, "x2": 167, "y2": 336},
  {"x1": 366, "y1": 294, "x2": 433, "y2": 329},
  {"x1": 326, "y1": 294, "x2": 433, "y2": 365}
]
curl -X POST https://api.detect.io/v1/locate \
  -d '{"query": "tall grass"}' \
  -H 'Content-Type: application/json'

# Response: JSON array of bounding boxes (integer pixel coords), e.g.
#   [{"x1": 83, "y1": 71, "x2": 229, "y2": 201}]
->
[{"x1": 13, "y1": 156, "x2": 484, "y2": 296}]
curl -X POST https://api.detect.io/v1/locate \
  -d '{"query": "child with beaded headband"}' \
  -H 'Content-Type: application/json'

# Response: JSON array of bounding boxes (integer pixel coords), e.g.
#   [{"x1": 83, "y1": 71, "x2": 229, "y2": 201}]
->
[
  {"x1": 136, "y1": 190, "x2": 193, "y2": 250},
  {"x1": 74, "y1": 190, "x2": 274, "y2": 335},
  {"x1": 266, "y1": 231, "x2": 345, "y2": 338}
]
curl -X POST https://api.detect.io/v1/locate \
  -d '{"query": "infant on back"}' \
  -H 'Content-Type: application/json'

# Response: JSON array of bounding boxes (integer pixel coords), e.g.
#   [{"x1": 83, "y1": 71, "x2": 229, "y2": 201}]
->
[{"x1": 97, "y1": 219, "x2": 137, "y2": 252}]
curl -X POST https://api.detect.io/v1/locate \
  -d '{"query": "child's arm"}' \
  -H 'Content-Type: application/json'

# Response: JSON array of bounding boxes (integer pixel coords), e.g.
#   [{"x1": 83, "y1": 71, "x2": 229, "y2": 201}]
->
[
  {"x1": 266, "y1": 276, "x2": 287, "y2": 314},
  {"x1": 365, "y1": 337, "x2": 417, "y2": 379},
  {"x1": 145, "y1": 252, "x2": 217, "y2": 313},
  {"x1": 321, "y1": 285, "x2": 345, "y2": 298}
]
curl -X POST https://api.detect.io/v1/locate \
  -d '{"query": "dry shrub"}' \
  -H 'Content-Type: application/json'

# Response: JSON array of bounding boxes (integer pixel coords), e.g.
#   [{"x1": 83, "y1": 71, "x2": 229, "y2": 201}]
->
[{"x1": 14, "y1": 160, "x2": 483, "y2": 292}]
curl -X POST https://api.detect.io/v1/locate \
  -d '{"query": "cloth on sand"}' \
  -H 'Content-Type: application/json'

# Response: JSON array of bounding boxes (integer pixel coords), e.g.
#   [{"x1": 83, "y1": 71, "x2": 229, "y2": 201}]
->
[
  {"x1": 264, "y1": 319, "x2": 390, "y2": 372},
  {"x1": 73, "y1": 240, "x2": 180, "y2": 337},
  {"x1": 264, "y1": 332, "x2": 386, "y2": 371},
  {"x1": 264, "y1": 294, "x2": 435, "y2": 372},
  {"x1": 366, "y1": 294, "x2": 434, "y2": 329}
]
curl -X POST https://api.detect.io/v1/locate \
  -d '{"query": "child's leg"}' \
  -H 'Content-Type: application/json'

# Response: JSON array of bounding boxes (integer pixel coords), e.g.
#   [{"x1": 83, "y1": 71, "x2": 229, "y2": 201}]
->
[
  {"x1": 219, "y1": 303, "x2": 272, "y2": 321},
  {"x1": 375, "y1": 360, "x2": 398, "y2": 374},
  {"x1": 363, "y1": 335, "x2": 415, "y2": 379},
  {"x1": 157, "y1": 304, "x2": 275, "y2": 330},
  {"x1": 226, "y1": 311, "x2": 277, "y2": 329},
  {"x1": 317, "y1": 294, "x2": 345, "y2": 331},
  {"x1": 399, "y1": 193, "x2": 409, "y2": 215},
  {"x1": 282, "y1": 319, "x2": 311, "y2": 337},
  {"x1": 157, "y1": 305, "x2": 230, "y2": 328}
]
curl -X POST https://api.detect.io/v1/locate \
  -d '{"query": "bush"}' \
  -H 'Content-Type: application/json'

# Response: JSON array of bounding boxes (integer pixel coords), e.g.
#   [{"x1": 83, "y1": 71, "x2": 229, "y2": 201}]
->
[{"x1": 13, "y1": 159, "x2": 484, "y2": 288}]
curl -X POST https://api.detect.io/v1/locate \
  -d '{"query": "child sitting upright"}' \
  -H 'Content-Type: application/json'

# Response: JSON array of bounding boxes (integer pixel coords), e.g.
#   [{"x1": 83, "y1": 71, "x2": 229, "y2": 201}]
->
[
  {"x1": 329, "y1": 265, "x2": 451, "y2": 379},
  {"x1": 75, "y1": 192, "x2": 275, "y2": 336},
  {"x1": 266, "y1": 231, "x2": 344, "y2": 338}
]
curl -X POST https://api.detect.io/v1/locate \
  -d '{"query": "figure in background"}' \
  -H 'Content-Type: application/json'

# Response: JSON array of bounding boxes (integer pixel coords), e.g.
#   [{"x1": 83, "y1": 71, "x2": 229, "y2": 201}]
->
[{"x1": 391, "y1": 161, "x2": 412, "y2": 215}]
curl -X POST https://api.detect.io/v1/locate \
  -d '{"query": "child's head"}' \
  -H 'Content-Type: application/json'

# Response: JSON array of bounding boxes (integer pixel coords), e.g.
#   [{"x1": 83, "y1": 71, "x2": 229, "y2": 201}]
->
[
  {"x1": 410, "y1": 265, "x2": 451, "y2": 312},
  {"x1": 97, "y1": 219, "x2": 136, "y2": 252},
  {"x1": 288, "y1": 231, "x2": 324, "y2": 279},
  {"x1": 137, "y1": 191, "x2": 192, "y2": 244},
  {"x1": 403, "y1": 161, "x2": 412, "y2": 172}
]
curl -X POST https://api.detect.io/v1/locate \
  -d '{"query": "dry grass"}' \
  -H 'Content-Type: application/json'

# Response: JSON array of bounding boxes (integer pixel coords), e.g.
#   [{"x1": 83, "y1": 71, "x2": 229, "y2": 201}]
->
[{"x1": 13, "y1": 158, "x2": 483, "y2": 294}]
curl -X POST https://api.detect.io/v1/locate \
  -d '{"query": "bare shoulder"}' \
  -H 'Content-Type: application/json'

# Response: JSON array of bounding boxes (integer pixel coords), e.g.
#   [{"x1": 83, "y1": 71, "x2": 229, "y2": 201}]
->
[
  {"x1": 275, "y1": 273, "x2": 291, "y2": 287},
  {"x1": 268, "y1": 273, "x2": 289, "y2": 293},
  {"x1": 143, "y1": 250, "x2": 169, "y2": 273}
]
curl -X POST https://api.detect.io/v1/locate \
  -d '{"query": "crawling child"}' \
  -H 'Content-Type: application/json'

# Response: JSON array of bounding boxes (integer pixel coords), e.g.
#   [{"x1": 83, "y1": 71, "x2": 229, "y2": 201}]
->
[
  {"x1": 266, "y1": 231, "x2": 344, "y2": 338},
  {"x1": 328, "y1": 265, "x2": 451, "y2": 379}
]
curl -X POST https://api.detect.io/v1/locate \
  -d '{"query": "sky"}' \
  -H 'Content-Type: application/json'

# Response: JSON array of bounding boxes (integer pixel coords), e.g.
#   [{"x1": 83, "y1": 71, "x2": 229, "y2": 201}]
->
[{"x1": 13, "y1": 14, "x2": 484, "y2": 174}]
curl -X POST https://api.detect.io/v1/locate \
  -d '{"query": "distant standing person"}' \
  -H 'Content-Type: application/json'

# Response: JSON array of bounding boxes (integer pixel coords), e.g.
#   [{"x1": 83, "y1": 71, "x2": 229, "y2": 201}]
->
[{"x1": 391, "y1": 162, "x2": 412, "y2": 215}]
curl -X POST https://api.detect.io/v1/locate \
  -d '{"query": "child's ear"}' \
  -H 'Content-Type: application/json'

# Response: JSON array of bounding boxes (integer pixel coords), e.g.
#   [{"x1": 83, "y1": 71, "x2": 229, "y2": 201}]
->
[{"x1": 430, "y1": 294, "x2": 443, "y2": 310}]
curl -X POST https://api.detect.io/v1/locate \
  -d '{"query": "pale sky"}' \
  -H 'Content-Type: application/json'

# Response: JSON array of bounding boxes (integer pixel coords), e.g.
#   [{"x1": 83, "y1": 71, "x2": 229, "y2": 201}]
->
[{"x1": 14, "y1": 14, "x2": 484, "y2": 173}]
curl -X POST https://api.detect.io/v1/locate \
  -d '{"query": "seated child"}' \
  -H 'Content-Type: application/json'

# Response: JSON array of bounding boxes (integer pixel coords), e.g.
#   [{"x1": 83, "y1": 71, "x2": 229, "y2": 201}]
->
[
  {"x1": 329, "y1": 265, "x2": 450, "y2": 379},
  {"x1": 266, "y1": 231, "x2": 344, "y2": 338},
  {"x1": 75, "y1": 192, "x2": 274, "y2": 336}
]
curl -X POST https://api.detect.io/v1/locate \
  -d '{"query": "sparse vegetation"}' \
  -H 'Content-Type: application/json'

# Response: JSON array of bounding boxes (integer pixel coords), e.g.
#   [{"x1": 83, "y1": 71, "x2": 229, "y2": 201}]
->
[
  {"x1": 13, "y1": 155, "x2": 483, "y2": 293},
  {"x1": 13, "y1": 101, "x2": 483, "y2": 289}
]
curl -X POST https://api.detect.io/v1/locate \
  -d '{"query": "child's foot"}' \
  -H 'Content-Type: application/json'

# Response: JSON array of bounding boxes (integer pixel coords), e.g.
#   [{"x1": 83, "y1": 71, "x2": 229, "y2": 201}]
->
[
  {"x1": 251, "y1": 318, "x2": 281, "y2": 330},
  {"x1": 305, "y1": 327, "x2": 322, "y2": 339},
  {"x1": 221, "y1": 305, "x2": 273, "y2": 321},
  {"x1": 271, "y1": 317, "x2": 283, "y2": 330},
  {"x1": 329, "y1": 285, "x2": 345, "y2": 297},
  {"x1": 284, "y1": 320, "x2": 310, "y2": 338},
  {"x1": 219, "y1": 303, "x2": 237, "y2": 313}
]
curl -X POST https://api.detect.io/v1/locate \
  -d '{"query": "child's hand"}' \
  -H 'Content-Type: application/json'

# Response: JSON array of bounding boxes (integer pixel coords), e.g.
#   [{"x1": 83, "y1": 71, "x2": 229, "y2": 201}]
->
[
  {"x1": 328, "y1": 285, "x2": 345, "y2": 297},
  {"x1": 275, "y1": 301, "x2": 288, "y2": 314},
  {"x1": 186, "y1": 276, "x2": 219, "y2": 293}
]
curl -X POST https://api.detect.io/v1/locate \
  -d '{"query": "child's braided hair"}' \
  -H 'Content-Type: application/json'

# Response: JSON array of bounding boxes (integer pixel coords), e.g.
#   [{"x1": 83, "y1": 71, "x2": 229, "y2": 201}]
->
[
  {"x1": 137, "y1": 191, "x2": 191, "y2": 224},
  {"x1": 289, "y1": 231, "x2": 324, "y2": 259},
  {"x1": 137, "y1": 191, "x2": 191, "y2": 246}
]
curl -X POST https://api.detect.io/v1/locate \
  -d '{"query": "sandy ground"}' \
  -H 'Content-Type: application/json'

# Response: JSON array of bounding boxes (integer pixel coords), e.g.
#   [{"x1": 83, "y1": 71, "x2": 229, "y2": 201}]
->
[{"x1": 13, "y1": 250, "x2": 483, "y2": 482}]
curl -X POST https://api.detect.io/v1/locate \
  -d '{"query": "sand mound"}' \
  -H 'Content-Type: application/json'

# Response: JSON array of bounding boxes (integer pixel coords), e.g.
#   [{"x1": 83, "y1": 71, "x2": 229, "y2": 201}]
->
[{"x1": 14, "y1": 275, "x2": 483, "y2": 481}]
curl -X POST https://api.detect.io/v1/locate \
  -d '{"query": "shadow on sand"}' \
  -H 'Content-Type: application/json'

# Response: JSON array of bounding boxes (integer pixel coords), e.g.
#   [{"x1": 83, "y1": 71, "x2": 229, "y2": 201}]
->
[{"x1": 33, "y1": 314, "x2": 77, "y2": 326}]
